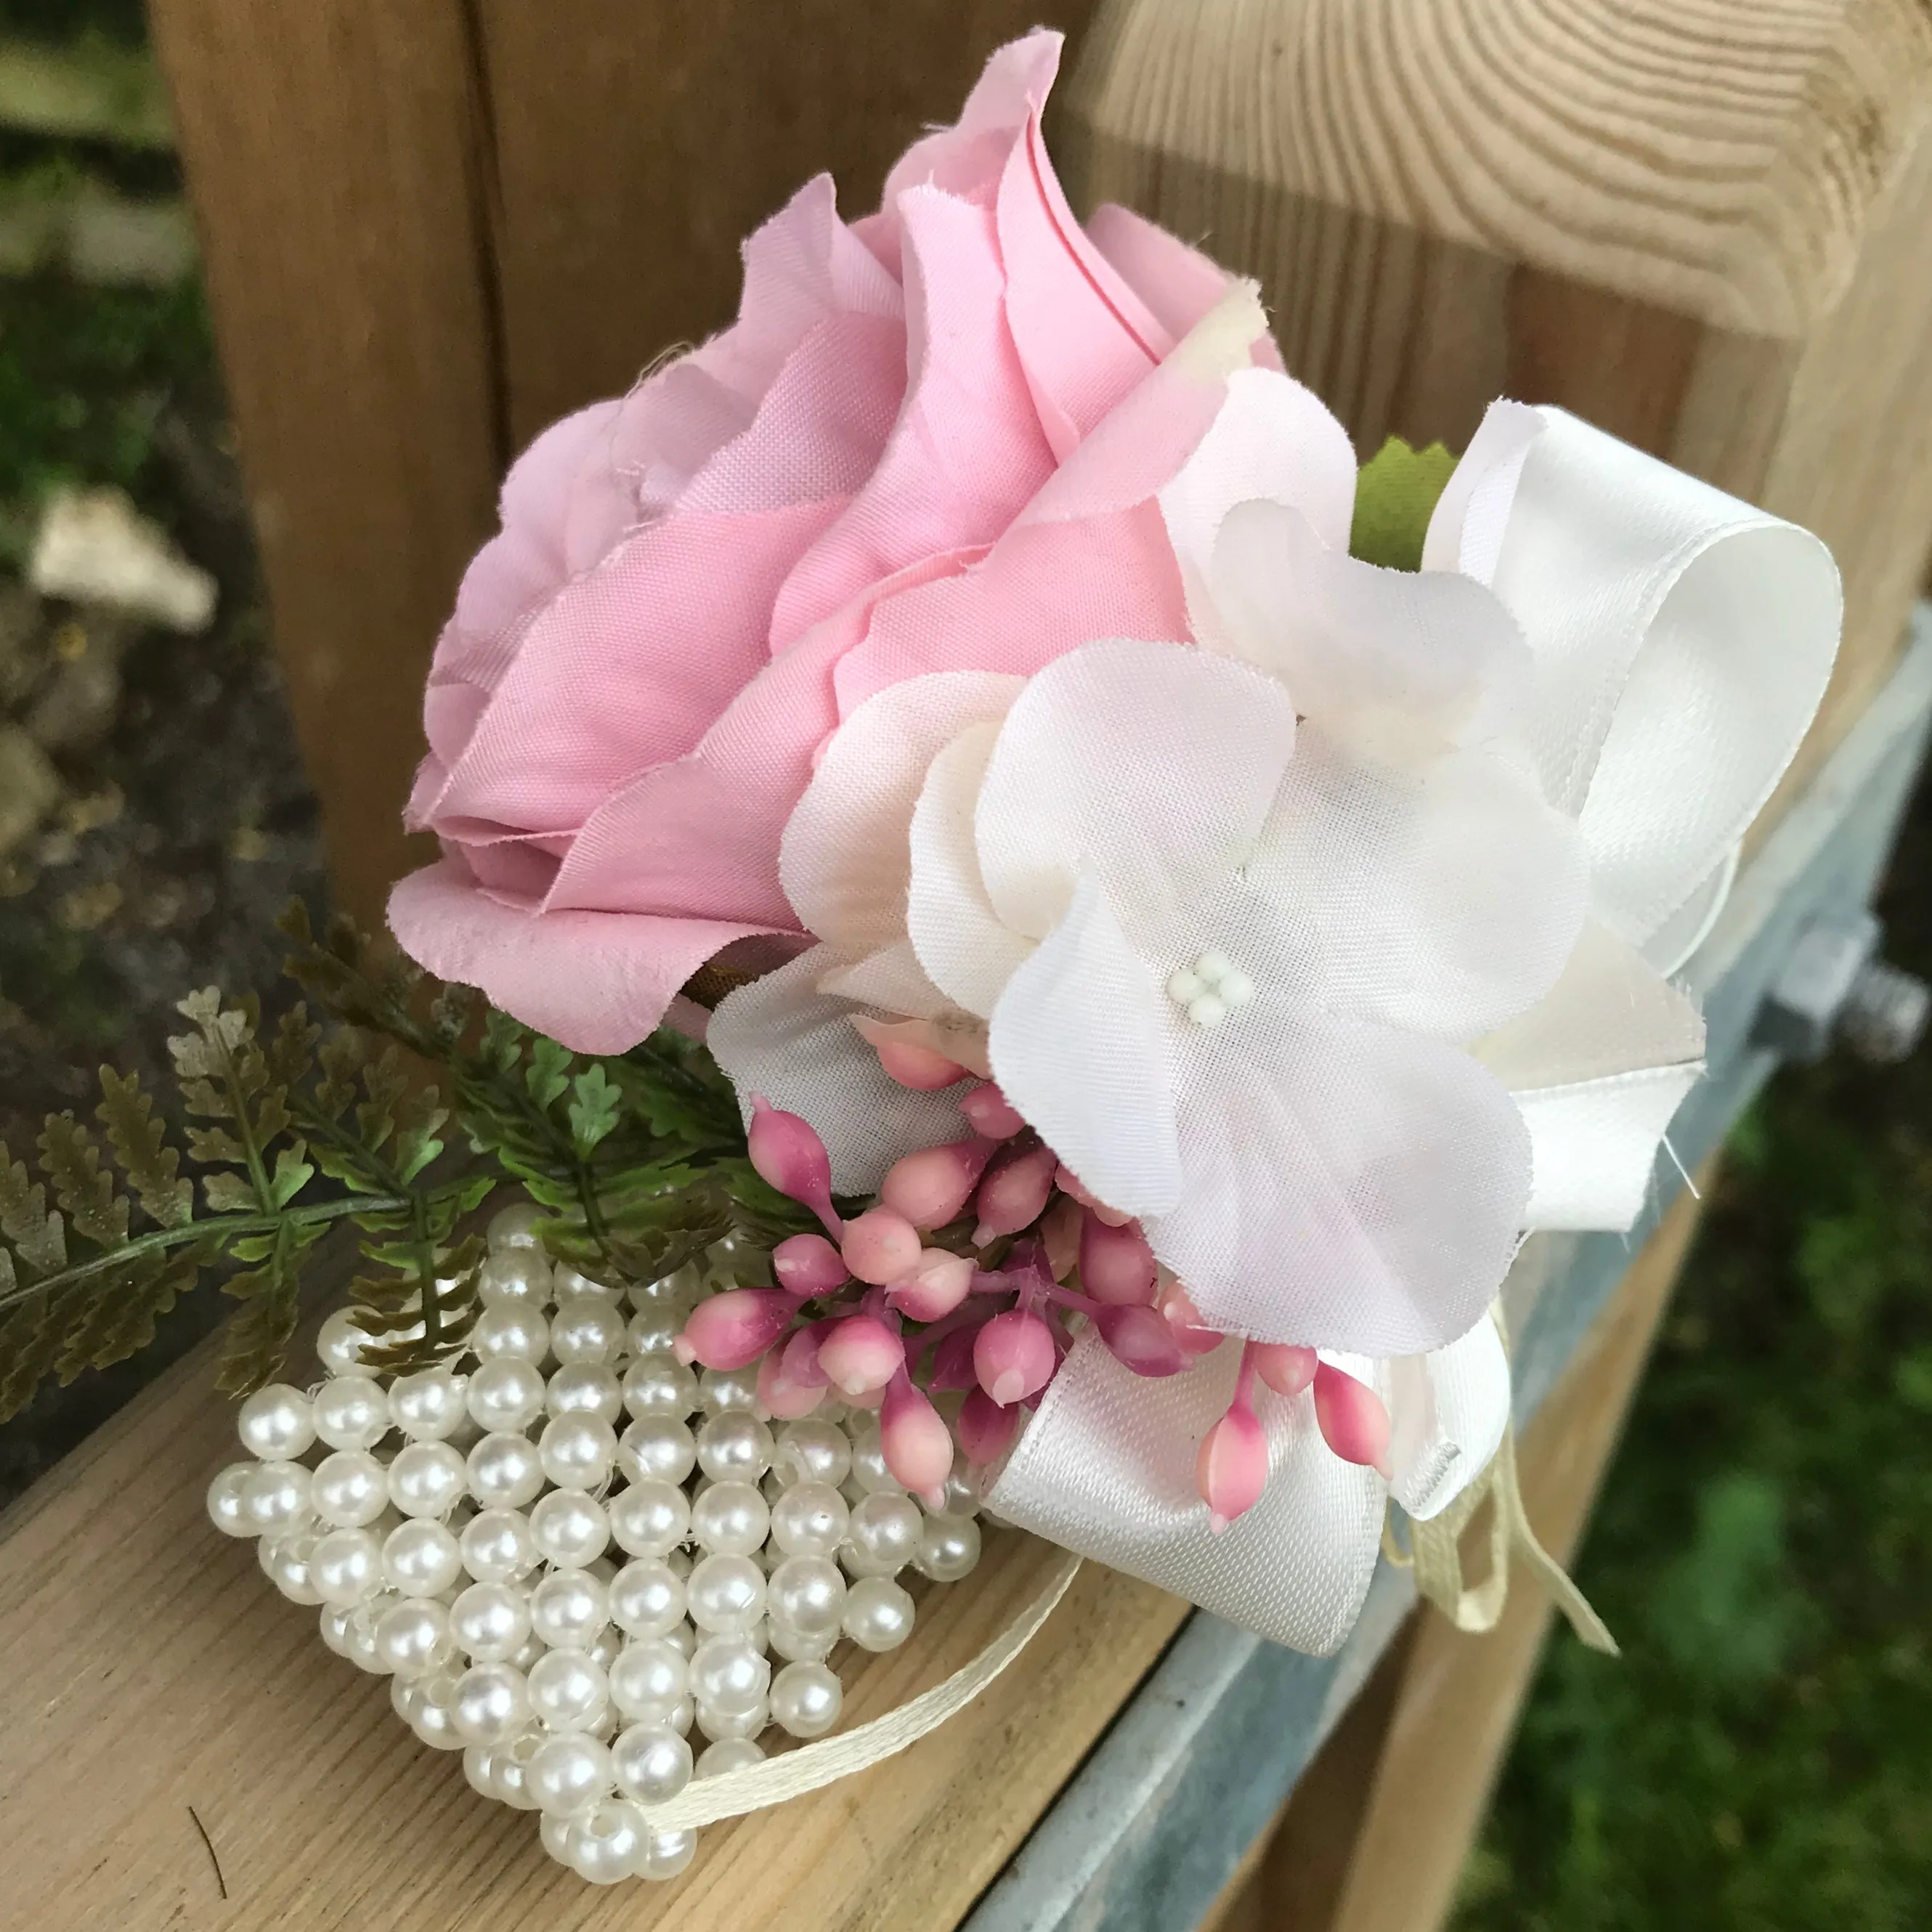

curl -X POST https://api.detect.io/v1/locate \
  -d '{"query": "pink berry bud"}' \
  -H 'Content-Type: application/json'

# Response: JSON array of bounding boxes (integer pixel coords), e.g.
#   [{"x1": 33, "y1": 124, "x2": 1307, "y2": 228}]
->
[
  {"x1": 887, "y1": 1248, "x2": 975, "y2": 1322},
  {"x1": 851, "y1": 1017, "x2": 970, "y2": 1091},
  {"x1": 880, "y1": 1373, "x2": 955, "y2": 1494},
  {"x1": 841, "y1": 1206, "x2": 924, "y2": 1286},
  {"x1": 772, "y1": 1231, "x2": 848, "y2": 1299},
  {"x1": 972, "y1": 1145, "x2": 1058, "y2": 1243},
  {"x1": 675, "y1": 1289, "x2": 795, "y2": 1372},
  {"x1": 880, "y1": 1140, "x2": 995, "y2": 1230},
  {"x1": 957, "y1": 1387, "x2": 1023, "y2": 1466},
  {"x1": 960, "y1": 1082, "x2": 1026, "y2": 1139},
  {"x1": 1079, "y1": 1213, "x2": 1157, "y2": 1306},
  {"x1": 1093, "y1": 1303, "x2": 1188, "y2": 1376},
  {"x1": 747, "y1": 1096, "x2": 842, "y2": 1238},
  {"x1": 1054, "y1": 1164, "x2": 1134, "y2": 1227},
  {"x1": 758, "y1": 1347, "x2": 827, "y2": 1420},
  {"x1": 1196, "y1": 1400, "x2": 1269, "y2": 1533},
  {"x1": 1039, "y1": 1196, "x2": 1082, "y2": 1280},
  {"x1": 1158, "y1": 1281, "x2": 1226, "y2": 1357},
  {"x1": 972, "y1": 1308, "x2": 1057, "y2": 1408},
  {"x1": 1253, "y1": 1343, "x2": 1318, "y2": 1400},
  {"x1": 816, "y1": 1313, "x2": 905, "y2": 1398},
  {"x1": 780, "y1": 1324, "x2": 831, "y2": 1389},
  {"x1": 1312, "y1": 1362, "x2": 1392, "y2": 1477}
]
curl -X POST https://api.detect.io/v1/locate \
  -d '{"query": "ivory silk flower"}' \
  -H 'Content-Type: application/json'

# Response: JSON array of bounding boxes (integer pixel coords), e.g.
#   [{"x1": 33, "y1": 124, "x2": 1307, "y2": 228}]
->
[{"x1": 387, "y1": 29, "x2": 1277, "y2": 1052}]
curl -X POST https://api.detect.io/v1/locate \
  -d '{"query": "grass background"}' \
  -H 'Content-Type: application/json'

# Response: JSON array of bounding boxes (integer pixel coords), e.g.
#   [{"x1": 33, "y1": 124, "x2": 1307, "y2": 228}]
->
[{"x1": 0, "y1": 5, "x2": 1928, "y2": 1924}]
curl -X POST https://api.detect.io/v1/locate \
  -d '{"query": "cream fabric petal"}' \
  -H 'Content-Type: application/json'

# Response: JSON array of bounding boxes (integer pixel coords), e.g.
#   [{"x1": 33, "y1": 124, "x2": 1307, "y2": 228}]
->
[
  {"x1": 707, "y1": 946, "x2": 967, "y2": 1193},
  {"x1": 1242, "y1": 728, "x2": 1590, "y2": 1043},
  {"x1": 973, "y1": 638, "x2": 1296, "y2": 947},
  {"x1": 779, "y1": 670, "x2": 1022, "y2": 954},
  {"x1": 988, "y1": 1332, "x2": 1386, "y2": 1656},
  {"x1": 906, "y1": 722, "x2": 1039, "y2": 1019},
  {"x1": 1209, "y1": 498, "x2": 1532, "y2": 764},
  {"x1": 1157, "y1": 365, "x2": 1359, "y2": 649},
  {"x1": 1146, "y1": 998, "x2": 1531, "y2": 1357},
  {"x1": 987, "y1": 874, "x2": 1184, "y2": 1219},
  {"x1": 1512, "y1": 1066, "x2": 1700, "y2": 1230},
  {"x1": 814, "y1": 939, "x2": 954, "y2": 1020},
  {"x1": 1384, "y1": 1315, "x2": 1511, "y2": 1522}
]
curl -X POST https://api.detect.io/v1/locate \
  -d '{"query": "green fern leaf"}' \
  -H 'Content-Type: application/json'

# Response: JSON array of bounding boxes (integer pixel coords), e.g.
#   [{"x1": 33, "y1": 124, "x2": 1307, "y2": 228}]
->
[
  {"x1": 36, "y1": 1113, "x2": 128, "y2": 1246},
  {"x1": 202, "y1": 1171, "x2": 259, "y2": 1213},
  {"x1": 97, "y1": 1068, "x2": 193, "y2": 1228},
  {"x1": 0, "y1": 1145, "x2": 65, "y2": 1273}
]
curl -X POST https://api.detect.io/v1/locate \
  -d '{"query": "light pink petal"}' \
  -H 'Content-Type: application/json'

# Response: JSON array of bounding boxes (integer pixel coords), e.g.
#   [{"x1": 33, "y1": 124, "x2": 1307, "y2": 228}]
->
[
  {"x1": 771, "y1": 187, "x2": 1057, "y2": 646},
  {"x1": 1084, "y1": 201, "x2": 1241, "y2": 346},
  {"x1": 1146, "y1": 1001, "x2": 1530, "y2": 1357},
  {"x1": 987, "y1": 874, "x2": 1183, "y2": 1218},
  {"x1": 387, "y1": 857, "x2": 775, "y2": 1055},
  {"x1": 972, "y1": 638, "x2": 1296, "y2": 946},
  {"x1": 782, "y1": 669, "x2": 1022, "y2": 955},
  {"x1": 706, "y1": 947, "x2": 970, "y2": 1193}
]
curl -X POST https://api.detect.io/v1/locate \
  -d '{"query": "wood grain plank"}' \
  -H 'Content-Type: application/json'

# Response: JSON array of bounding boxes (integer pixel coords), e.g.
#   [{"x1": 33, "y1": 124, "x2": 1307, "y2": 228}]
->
[
  {"x1": 146, "y1": 1, "x2": 504, "y2": 930},
  {"x1": 476, "y1": 1, "x2": 1106, "y2": 444},
  {"x1": 0, "y1": 1319, "x2": 1186, "y2": 1931}
]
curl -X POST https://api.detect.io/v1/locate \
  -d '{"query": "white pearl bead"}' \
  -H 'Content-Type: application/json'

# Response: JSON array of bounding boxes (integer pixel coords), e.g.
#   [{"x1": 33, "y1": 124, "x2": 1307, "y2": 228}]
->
[
  {"x1": 463, "y1": 1743, "x2": 498, "y2": 1800},
  {"x1": 698, "y1": 1365, "x2": 763, "y2": 1417},
  {"x1": 609, "y1": 1559, "x2": 687, "y2": 1639},
  {"x1": 771, "y1": 1660, "x2": 843, "y2": 1740},
  {"x1": 238, "y1": 1383, "x2": 315, "y2": 1459},
  {"x1": 633, "y1": 1259, "x2": 702, "y2": 1305},
  {"x1": 687, "y1": 1554, "x2": 767, "y2": 1635},
  {"x1": 847, "y1": 1426, "x2": 903, "y2": 1495},
  {"x1": 530, "y1": 1567, "x2": 609, "y2": 1650},
  {"x1": 625, "y1": 1305, "x2": 682, "y2": 1357},
  {"x1": 621, "y1": 1354, "x2": 699, "y2": 1420},
  {"x1": 318, "y1": 1603, "x2": 355, "y2": 1656},
  {"x1": 928, "y1": 1463, "x2": 981, "y2": 1518},
  {"x1": 608, "y1": 1478, "x2": 691, "y2": 1557},
  {"x1": 461, "y1": 1508, "x2": 540, "y2": 1584},
  {"x1": 569, "y1": 1798, "x2": 646, "y2": 1886},
  {"x1": 843, "y1": 1575, "x2": 916, "y2": 1652},
  {"x1": 1186, "y1": 991, "x2": 1227, "y2": 1028},
  {"x1": 1195, "y1": 948, "x2": 1232, "y2": 983},
  {"x1": 450, "y1": 1580, "x2": 531, "y2": 1662},
  {"x1": 844, "y1": 1490, "x2": 922, "y2": 1576},
  {"x1": 529, "y1": 1488, "x2": 611, "y2": 1567},
  {"x1": 697, "y1": 1697, "x2": 768, "y2": 1742},
  {"x1": 539, "y1": 1809, "x2": 578, "y2": 1864},
  {"x1": 389, "y1": 1368, "x2": 468, "y2": 1441},
  {"x1": 387, "y1": 1441, "x2": 466, "y2": 1517},
  {"x1": 527, "y1": 1731, "x2": 615, "y2": 1813},
  {"x1": 590, "y1": 1624, "x2": 624, "y2": 1672},
  {"x1": 770, "y1": 1481, "x2": 849, "y2": 1558},
  {"x1": 314, "y1": 1307, "x2": 373, "y2": 1374},
  {"x1": 617, "y1": 1416, "x2": 697, "y2": 1486},
  {"x1": 767, "y1": 1619, "x2": 837, "y2": 1664},
  {"x1": 451, "y1": 1661, "x2": 532, "y2": 1745},
  {"x1": 689, "y1": 1635, "x2": 769, "y2": 1716},
  {"x1": 492, "y1": 1745, "x2": 540, "y2": 1810},
  {"x1": 465, "y1": 1357, "x2": 545, "y2": 1433},
  {"x1": 612, "y1": 1722, "x2": 693, "y2": 1803},
  {"x1": 548, "y1": 1296, "x2": 625, "y2": 1366},
  {"x1": 1218, "y1": 968, "x2": 1255, "y2": 1008},
  {"x1": 486, "y1": 1201, "x2": 547, "y2": 1253},
  {"x1": 309, "y1": 1450, "x2": 387, "y2": 1529},
  {"x1": 775, "y1": 1419, "x2": 852, "y2": 1488},
  {"x1": 538, "y1": 1413, "x2": 617, "y2": 1490},
  {"x1": 464, "y1": 1431, "x2": 543, "y2": 1510},
  {"x1": 311, "y1": 1373, "x2": 389, "y2": 1450},
  {"x1": 696, "y1": 1408, "x2": 774, "y2": 1483},
  {"x1": 470, "y1": 1306, "x2": 549, "y2": 1364},
  {"x1": 242, "y1": 1459, "x2": 312, "y2": 1535},
  {"x1": 546, "y1": 1362, "x2": 622, "y2": 1424},
  {"x1": 477, "y1": 1249, "x2": 550, "y2": 1309},
  {"x1": 697, "y1": 1737, "x2": 763, "y2": 1778},
  {"x1": 915, "y1": 1512, "x2": 983, "y2": 1583},
  {"x1": 344, "y1": 1593, "x2": 395, "y2": 1669},
  {"x1": 206, "y1": 1461, "x2": 257, "y2": 1538},
  {"x1": 766, "y1": 1555, "x2": 845, "y2": 1638},
  {"x1": 551, "y1": 1262, "x2": 614, "y2": 1299},
  {"x1": 259, "y1": 1530, "x2": 322, "y2": 1604},
  {"x1": 382, "y1": 1517, "x2": 464, "y2": 1597},
  {"x1": 527, "y1": 1647, "x2": 609, "y2": 1732},
  {"x1": 1166, "y1": 967, "x2": 1204, "y2": 1004},
  {"x1": 410, "y1": 1688, "x2": 466, "y2": 1750},
  {"x1": 608, "y1": 1637, "x2": 690, "y2": 1720},
  {"x1": 510, "y1": 1633, "x2": 546, "y2": 1672},
  {"x1": 376, "y1": 1596, "x2": 453, "y2": 1676},
  {"x1": 640, "y1": 1827, "x2": 698, "y2": 1879},
  {"x1": 691, "y1": 1480, "x2": 769, "y2": 1557}
]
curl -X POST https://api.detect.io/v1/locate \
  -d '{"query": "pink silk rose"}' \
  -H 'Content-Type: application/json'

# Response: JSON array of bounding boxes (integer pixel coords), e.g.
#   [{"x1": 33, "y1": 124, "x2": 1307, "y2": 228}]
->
[{"x1": 389, "y1": 29, "x2": 1276, "y2": 1052}]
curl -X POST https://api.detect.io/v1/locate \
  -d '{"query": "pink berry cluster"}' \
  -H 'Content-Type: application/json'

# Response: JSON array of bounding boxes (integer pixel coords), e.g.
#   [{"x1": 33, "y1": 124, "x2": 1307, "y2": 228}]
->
[{"x1": 677, "y1": 1057, "x2": 1395, "y2": 1533}]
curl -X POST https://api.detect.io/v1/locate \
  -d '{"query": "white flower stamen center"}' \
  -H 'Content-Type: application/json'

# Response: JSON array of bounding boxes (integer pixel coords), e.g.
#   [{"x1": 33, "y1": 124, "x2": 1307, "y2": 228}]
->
[{"x1": 1166, "y1": 950, "x2": 1255, "y2": 1028}]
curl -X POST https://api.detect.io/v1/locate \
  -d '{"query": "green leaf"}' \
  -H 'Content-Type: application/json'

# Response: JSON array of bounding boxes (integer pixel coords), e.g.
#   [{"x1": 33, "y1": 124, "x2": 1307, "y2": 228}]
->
[
  {"x1": 97, "y1": 1068, "x2": 193, "y2": 1228},
  {"x1": 1349, "y1": 436, "x2": 1458, "y2": 572},
  {"x1": 36, "y1": 1113, "x2": 128, "y2": 1247},
  {"x1": 270, "y1": 1144, "x2": 314, "y2": 1207},
  {"x1": 569, "y1": 1066, "x2": 622, "y2": 1157},
  {"x1": 0, "y1": 1146, "x2": 65, "y2": 1273},
  {"x1": 202, "y1": 1171, "x2": 259, "y2": 1214},
  {"x1": 527, "y1": 1036, "x2": 572, "y2": 1111}
]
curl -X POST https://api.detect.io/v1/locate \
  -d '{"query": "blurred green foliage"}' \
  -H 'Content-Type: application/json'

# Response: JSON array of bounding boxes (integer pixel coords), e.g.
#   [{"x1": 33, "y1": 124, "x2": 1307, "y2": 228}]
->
[{"x1": 1457, "y1": 803, "x2": 1932, "y2": 1930}]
